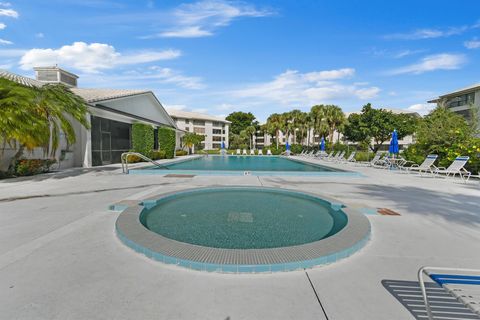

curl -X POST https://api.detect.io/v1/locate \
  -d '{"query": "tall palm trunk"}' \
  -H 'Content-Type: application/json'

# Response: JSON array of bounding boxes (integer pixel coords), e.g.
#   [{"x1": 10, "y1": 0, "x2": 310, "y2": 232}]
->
[{"x1": 276, "y1": 129, "x2": 279, "y2": 149}]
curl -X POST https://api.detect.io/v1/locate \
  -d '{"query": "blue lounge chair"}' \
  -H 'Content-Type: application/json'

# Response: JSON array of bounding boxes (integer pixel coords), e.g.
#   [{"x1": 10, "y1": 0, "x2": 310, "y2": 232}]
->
[{"x1": 418, "y1": 267, "x2": 480, "y2": 319}]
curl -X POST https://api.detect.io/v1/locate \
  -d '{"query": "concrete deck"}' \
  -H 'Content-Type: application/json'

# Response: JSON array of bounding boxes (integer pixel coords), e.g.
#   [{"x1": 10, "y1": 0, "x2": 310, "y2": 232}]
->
[{"x1": 0, "y1": 157, "x2": 479, "y2": 319}]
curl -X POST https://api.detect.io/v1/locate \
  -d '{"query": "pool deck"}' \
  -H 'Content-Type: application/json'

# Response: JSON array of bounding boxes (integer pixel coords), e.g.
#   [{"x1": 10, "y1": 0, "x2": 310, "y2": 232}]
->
[{"x1": 0, "y1": 155, "x2": 479, "y2": 319}]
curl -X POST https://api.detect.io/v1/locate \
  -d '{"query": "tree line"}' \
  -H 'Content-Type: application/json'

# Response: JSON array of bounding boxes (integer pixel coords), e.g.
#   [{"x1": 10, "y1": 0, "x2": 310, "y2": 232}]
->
[{"x1": 226, "y1": 104, "x2": 418, "y2": 152}]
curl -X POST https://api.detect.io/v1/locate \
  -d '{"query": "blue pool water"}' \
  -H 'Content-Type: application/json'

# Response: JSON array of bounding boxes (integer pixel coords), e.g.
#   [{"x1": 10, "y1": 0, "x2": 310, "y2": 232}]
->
[
  {"x1": 148, "y1": 155, "x2": 342, "y2": 172},
  {"x1": 140, "y1": 188, "x2": 348, "y2": 249}
]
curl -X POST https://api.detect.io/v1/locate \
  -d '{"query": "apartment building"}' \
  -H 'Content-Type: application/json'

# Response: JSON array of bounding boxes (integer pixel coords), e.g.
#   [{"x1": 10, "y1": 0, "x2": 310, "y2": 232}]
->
[
  {"x1": 167, "y1": 110, "x2": 230, "y2": 150},
  {"x1": 428, "y1": 83, "x2": 480, "y2": 127}
]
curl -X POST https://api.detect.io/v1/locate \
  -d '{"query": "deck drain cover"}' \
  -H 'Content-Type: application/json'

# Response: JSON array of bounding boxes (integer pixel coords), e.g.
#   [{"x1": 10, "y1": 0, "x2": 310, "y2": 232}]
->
[{"x1": 377, "y1": 208, "x2": 401, "y2": 216}]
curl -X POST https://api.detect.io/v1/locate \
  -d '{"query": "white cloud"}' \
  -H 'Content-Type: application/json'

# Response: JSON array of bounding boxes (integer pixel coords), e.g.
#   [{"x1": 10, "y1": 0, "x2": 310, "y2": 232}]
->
[
  {"x1": 157, "y1": 26, "x2": 213, "y2": 38},
  {"x1": 145, "y1": 0, "x2": 274, "y2": 38},
  {"x1": 407, "y1": 103, "x2": 436, "y2": 115},
  {"x1": 389, "y1": 53, "x2": 466, "y2": 75},
  {"x1": 0, "y1": 38, "x2": 12, "y2": 45},
  {"x1": 393, "y1": 49, "x2": 425, "y2": 58},
  {"x1": 35, "y1": 32, "x2": 44, "y2": 38},
  {"x1": 0, "y1": 2, "x2": 12, "y2": 6},
  {"x1": 385, "y1": 26, "x2": 468, "y2": 40},
  {"x1": 131, "y1": 66, "x2": 205, "y2": 89},
  {"x1": 232, "y1": 68, "x2": 380, "y2": 105},
  {"x1": 0, "y1": 48, "x2": 26, "y2": 57},
  {"x1": 216, "y1": 103, "x2": 235, "y2": 111},
  {"x1": 0, "y1": 23, "x2": 5, "y2": 29},
  {"x1": 464, "y1": 38, "x2": 480, "y2": 49},
  {"x1": 166, "y1": 104, "x2": 187, "y2": 111},
  {"x1": 191, "y1": 108, "x2": 208, "y2": 113},
  {"x1": 0, "y1": 8, "x2": 17, "y2": 18},
  {"x1": 19, "y1": 42, "x2": 181, "y2": 73}
]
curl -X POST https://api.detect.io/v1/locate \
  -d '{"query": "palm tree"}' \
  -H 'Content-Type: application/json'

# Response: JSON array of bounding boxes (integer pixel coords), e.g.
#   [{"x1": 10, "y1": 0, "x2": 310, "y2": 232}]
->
[
  {"x1": 266, "y1": 113, "x2": 283, "y2": 149},
  {"x1": 0, "y1": 80, "x2": 89, "y2": 171},
  {"x1": 35, "y1": 84, "x2": 90, "y2": 157},
  {"x1": 245, "y1": 125, "x2": 256, "y2": 149},
  {"x1": 182, "y1": 132, "x2": 204, "y2": 154},
  {"x1": 323, "y1": 105, "x2": 345, "y2": 144},
  {"x1": 288, "y1": 109, "x2": 303, "y2": 144},
  {"x1": 0, "y1": 79, "x2": 46, "y2": 162},
  {"x1": 310, "y1": 105, "x2": 329, "y2": 146}
]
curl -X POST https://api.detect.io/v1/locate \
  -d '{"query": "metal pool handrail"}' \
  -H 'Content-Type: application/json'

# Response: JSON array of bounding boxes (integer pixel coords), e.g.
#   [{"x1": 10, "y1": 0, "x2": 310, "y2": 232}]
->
[{"x1": 121, "y1": 152, "x2": 170, "y2": 174}]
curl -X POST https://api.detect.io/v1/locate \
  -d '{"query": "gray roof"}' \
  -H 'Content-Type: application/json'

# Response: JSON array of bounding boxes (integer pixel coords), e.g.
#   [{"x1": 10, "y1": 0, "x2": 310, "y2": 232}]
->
[
  {"x1": 0, "y1": 69, "x2": 44, "y2": 87},
  {"x1": 0, "y1": 69, "x2": 150, "y2": 104},
  {"x1": 71, "y1": 88, "x2": 150, "y2": 103},
  {"x1": 167, "y1": 109, "x2": 231, "y2": 123},
  {"x1": 428, "y1": 82, "x2": 480, "y2": 102}
]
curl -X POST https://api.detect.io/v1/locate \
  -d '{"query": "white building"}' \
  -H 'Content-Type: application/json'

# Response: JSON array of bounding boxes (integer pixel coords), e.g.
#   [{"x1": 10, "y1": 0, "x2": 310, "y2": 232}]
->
[
  {"x1": 167, "y1": 109, "x2": 230, "y2": 150},
  {"x1": 428, "y1": 83, "x2": 480, "y2": 127},
  {"x1": 0, "y1": 67, "x2": 179, "y2": 170}
]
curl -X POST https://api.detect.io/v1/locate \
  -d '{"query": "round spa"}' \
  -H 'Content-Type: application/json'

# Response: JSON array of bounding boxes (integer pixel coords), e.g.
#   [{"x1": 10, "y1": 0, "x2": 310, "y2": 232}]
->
[{"x1": 115, "y1": 187, "x2": 370, "y2": 273}]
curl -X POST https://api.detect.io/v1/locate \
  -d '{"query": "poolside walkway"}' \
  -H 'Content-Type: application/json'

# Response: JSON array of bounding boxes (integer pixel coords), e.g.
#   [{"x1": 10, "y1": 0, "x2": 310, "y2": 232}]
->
[{"x1": 0, "y1": 158, "x2": 479, "y2": 319}]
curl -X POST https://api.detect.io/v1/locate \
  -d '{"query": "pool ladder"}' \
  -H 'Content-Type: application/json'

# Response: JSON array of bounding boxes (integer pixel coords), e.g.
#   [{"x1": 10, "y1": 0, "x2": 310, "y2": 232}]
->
[{"x1": 120, "y1": 152, "x2": 170, "y2": 174}]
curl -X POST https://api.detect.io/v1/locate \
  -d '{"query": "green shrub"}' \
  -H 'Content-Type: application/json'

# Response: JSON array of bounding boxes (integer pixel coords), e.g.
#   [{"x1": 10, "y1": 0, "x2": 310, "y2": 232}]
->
[
  {"x1": 175, "y1": 150, "x2": 188, "y2": 156},
  {"x1": 132, "y1": 123, "x2": 154, "y2": 157},
  {"x1": 14, "y1": 159, "x2": 56, "y2": 176},
  {"x1": 354, "y1": 151, "x2": 374, "y2": 162},
  {"x1": 158, "y1": 127, "x2": 176, "y2": 159},
  {"x1": 151, "y1": 150, "x2": 166, "y2": 160},
  {"x1": 290, "y1": 144, "x2": 303, "y2": 154},
  {"x1": 126, "y1": 153, "x2": 144, "y2": 163}
]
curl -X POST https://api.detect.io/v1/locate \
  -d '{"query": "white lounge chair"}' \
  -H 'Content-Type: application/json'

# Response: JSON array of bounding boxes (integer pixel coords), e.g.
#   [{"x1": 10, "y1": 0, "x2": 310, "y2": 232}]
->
[
  {"x1": 418, "y1": 267, "x2": 480, "y2": 319},
  {"x1": 356, "y1": 153, "x2": 382, "y2": 167},
  {"x1": 236, "y1": 149, "x2": 241, "y2": 155},
  {"x1": 402, "y1": 154, "x2": 438, "y2": 174},
  {"x1": 266, "y1": 149, "x2": 272, "y2": 156},
  {"x1": 434, "y1": 156, "x2": 471, "y2": 182},
  {"x1": 250, "y1": 149, "x2": 255, "y2": 155},
  {"x1": 321, "y1": 151, "x2": 334, "y2": 160},
  {"x1": 258, "y1": 149, "x2": 263, "y2": 155},
  {"x1": 335, "y1": 151, "x2": 346, "y2": 162},
  {"x1": 343, "y1": 151, "x2": 356, "y2": 163},
  {"x1": 242, "y1": 149, "x2": 247, "y2": 155},
  {"x1": 327, "y1": 151, "x2": 342, "y2": 162}
]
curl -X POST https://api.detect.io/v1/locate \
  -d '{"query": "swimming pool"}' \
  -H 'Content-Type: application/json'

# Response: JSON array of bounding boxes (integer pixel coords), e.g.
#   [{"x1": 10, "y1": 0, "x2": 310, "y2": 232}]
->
[
  {"x1": 116, "y1": 187, "x2": 371, "y2": 273},
  {"x1": 140, "y1": 188, "x2": 347, "y2": 249},
  {"x1": 128, "y1": 155, "x2": 359, "y2": 176}
]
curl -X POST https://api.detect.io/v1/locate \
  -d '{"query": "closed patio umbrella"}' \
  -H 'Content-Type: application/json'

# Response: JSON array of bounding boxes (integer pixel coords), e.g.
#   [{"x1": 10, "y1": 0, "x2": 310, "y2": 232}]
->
[
  {"x1": 320, "y1": 137, "x2": 325, "y2": 151},
  {"x1": 389, "y1": 129, "x2": 399, "y2": 156}
]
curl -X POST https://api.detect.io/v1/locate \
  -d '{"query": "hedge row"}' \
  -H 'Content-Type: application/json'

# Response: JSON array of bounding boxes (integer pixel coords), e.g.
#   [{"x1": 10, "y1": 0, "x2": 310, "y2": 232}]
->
[{"x1": 158, "y1": 127, "x2": 176, "y2": 159}]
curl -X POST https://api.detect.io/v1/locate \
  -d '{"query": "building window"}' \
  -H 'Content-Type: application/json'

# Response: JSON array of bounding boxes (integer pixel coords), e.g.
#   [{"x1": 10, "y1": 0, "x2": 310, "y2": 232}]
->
[
  {"x1": 185, "y1": 119, "x2": 189, "y2": 124},
  {"x1": 212, "y1": 136, "x2": 222, "y2": 142},
  {"x1": 91, "y1": 116, "x2": 131, "y2": 166},
  {"x1": 185, "y1": 127, "x2": 190, "y2": 132},
  {"x1": 212, "y1": 143, "x2": 222, "y2": 149},
  {"x1": 212, "y1": 121, "x2": 222, "y2": 127},
  {"x1": 447, "y1": 93, "x2": 475, "y2": 108},
  {"x1": 194, "y1": 127, "x2": 205, "y2": 134},
  {"x1": 193, "y1": 120, "x2": 205, "y2": 126},
  {"x1": 212, "y1": 129, "x2": 222, "y2": 134}
]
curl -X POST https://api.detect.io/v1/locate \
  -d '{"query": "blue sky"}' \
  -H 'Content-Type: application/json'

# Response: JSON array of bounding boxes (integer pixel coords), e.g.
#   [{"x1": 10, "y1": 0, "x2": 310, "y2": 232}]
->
[{"x1": 1, "y1": 0, "x2": 479, "y2": 122}]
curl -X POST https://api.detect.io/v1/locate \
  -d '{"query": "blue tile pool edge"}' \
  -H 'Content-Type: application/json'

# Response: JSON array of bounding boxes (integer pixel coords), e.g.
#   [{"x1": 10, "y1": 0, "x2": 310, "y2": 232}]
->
[
  {"x1": 114, "y1": 186, "x2": 371, "y2": 274},
  {"x1": 116, "y1": 225, "x2": 371, "y2": 273}
]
